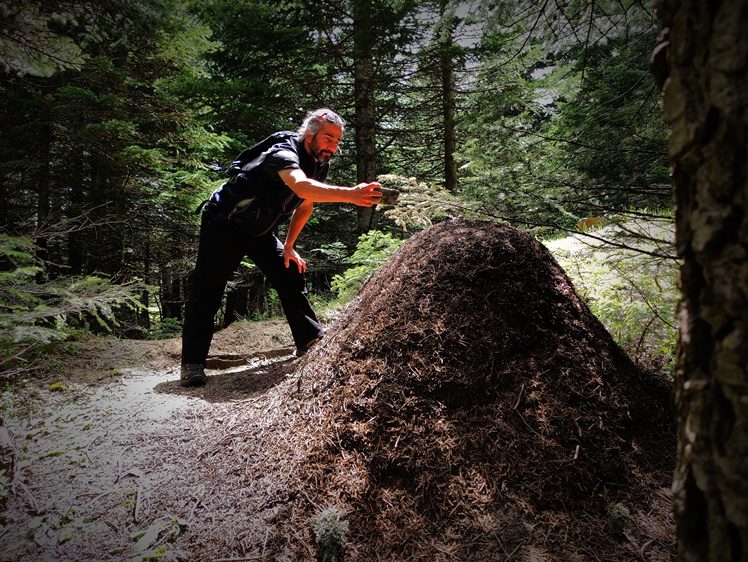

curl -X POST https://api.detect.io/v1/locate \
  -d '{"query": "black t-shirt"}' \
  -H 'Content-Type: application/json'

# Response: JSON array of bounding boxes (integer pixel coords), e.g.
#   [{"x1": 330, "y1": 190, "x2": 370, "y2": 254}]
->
[
  {"x1": 209, "y1": 133, "x2": 330, "y2": 237},
  {"x1": 261, "y1": 136, "x2": 329, "y2": 192},
  {"x1": 235, "y1": 135, "x2": 330, "y2": 220}
]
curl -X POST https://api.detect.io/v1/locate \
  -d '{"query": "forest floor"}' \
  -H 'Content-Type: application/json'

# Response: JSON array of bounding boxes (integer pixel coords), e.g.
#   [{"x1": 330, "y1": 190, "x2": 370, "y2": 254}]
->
[
  {"x1": 1, "y1": 319, "x2": 304, "y2": 561},
  {"x1": 1, "y1": 220, "x2": 677, "y2": 562}
]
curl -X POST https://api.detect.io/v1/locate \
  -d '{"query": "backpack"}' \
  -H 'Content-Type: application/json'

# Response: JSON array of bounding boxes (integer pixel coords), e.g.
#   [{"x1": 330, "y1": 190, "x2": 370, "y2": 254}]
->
[
  {"x1": 202, "y1": 130, "x2": 302, "y2": 237},
  {"x1": 226, "y1": 130, "x2": 297, "y2": 177}
]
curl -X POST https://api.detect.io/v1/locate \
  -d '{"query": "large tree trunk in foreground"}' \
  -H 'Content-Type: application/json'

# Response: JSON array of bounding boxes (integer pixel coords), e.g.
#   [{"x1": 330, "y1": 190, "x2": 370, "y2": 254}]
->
[{"x1": 656, "y1": 0, "x2": 748, "y2": 560}]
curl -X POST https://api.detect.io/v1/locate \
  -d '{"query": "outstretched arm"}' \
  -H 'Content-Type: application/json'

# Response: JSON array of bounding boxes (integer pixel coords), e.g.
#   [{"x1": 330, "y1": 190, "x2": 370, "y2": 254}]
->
[{"x1": 278, "y1": 168, "x2": 382, "y2": 206}]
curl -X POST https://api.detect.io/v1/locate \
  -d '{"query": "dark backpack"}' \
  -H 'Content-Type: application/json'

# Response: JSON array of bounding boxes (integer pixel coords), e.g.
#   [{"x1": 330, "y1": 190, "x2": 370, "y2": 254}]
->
[{"x1": 203, "y1": 131, "x2": 302, "y2": 237}]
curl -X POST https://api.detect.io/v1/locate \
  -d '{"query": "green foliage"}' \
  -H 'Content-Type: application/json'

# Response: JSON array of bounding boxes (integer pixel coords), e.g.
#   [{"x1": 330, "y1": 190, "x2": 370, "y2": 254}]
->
[
  {"x1": 147, "y1": 318, "x2": 183, "y2": 340},
  {"x1": 188, "y1": 0, "x2": 331, "y2": 135},
  {"x1": 0, "y1": 233, "x2": 149, "y2": 377},
  {"x1": 544, "y1": 218, "x2": 678, "y2": 372},
  {"x1": 378, "y1": 174, "x2": 465, "y2": 231},
  {"x1": 0, "y1": 2, "x2": 87, "y2": 76},
  {"x1": 331, "y1": 230, "x2": 404, "y2": 301},
  {"x1": 458, "y1": 1, "x2": 669, "y2": 239}
]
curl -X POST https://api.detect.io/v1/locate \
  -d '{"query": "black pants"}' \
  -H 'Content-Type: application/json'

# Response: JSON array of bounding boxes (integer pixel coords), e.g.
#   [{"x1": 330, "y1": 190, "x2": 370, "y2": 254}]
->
[{"x1": 181, "y1": 207, "x2": 324, "y2": 366}]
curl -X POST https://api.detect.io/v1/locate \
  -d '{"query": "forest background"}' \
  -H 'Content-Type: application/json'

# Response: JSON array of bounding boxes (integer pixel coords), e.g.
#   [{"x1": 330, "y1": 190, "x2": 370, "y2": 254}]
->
[{"x1": 0, "y1": 0, "x2": 674, "y2": 377}]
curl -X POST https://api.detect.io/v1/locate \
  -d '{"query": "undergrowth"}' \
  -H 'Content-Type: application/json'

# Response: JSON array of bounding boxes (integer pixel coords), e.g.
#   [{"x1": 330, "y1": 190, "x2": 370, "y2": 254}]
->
[{"x1": 543, "y1": 220, "x2": 678, "y2": 374}]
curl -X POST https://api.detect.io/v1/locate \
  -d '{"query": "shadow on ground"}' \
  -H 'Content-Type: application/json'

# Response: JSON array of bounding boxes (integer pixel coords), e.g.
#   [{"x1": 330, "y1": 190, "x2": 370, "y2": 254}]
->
[{"x1": 154, "y1": 353, "x2": 299, "y2": 403}]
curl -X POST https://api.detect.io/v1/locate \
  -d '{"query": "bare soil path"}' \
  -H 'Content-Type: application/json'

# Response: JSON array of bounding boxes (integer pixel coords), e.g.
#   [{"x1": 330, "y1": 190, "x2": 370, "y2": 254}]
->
[{"x1": 1, "y1": 320, "x2": 301, "y2": 562}]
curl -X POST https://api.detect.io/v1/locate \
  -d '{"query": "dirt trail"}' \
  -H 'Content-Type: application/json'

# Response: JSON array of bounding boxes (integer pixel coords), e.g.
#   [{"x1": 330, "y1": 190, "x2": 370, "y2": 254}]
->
[{"x1": 1, "y1": 320, "x2": 300, "y2": 562}]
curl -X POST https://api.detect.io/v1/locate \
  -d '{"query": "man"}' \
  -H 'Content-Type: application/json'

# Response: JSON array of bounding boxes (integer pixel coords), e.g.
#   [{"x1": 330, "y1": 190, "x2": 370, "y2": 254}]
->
[{"x1": 180, "y1": 108, "x2": 381, "y2": 386}]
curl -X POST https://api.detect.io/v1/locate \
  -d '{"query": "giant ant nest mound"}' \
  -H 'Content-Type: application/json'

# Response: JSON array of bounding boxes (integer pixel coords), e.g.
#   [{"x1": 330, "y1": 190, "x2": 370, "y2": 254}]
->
[{"x1": 201, "y1": 218, "x2": 675, "y2": 561}]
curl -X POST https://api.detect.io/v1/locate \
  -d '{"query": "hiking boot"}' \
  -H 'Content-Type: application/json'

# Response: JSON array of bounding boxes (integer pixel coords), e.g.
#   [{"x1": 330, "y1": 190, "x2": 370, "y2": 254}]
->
[
  {"x1": 296, "y1": 336, "x2": 323, "y2": 358},
  {"x1": 180, "y1": 364, "x2": 207, "y2": 387}
]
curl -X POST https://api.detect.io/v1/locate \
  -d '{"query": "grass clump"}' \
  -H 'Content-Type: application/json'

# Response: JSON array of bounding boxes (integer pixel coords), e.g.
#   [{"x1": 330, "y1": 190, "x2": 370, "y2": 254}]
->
[
  {"x1": 147, "y1": 318, "x2": 182, "y2": 340},
  {"x1": 48, "y1": 381, "x2": 71, "y2": 392}
]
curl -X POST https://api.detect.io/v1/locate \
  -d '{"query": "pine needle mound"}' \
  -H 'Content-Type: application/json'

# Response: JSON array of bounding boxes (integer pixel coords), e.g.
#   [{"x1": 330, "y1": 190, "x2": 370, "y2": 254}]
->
[{"x1": 210, "y1": 219, "x2": 675, "y2": 560}]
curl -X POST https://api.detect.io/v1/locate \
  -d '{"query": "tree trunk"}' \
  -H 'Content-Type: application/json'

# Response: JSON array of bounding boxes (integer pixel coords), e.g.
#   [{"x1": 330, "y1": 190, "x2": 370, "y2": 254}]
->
[
  {"x1": 439, "y1": 6, "x2": 458, "y2": 193},
  {"x1": 352, "y1": 0, "x2": 378, "y2": 233},
  {"x1": 159, "y1": 272, "x2": 182, "y2": 320},
  {"x1": 657, "y1": 0, "x2": 748, "y2": 560},
  {"x1": 35, "y1": 120, "x2": 51, "y2": 276},
  {"x1": 67, "y1": 176, "x2": 84, "y2": 275}
]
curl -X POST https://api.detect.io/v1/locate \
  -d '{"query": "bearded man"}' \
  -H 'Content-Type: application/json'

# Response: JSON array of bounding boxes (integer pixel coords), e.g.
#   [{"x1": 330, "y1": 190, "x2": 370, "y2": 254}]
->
[{"x1": 180, "y1": 109, "x2": 381, "y2": 386}]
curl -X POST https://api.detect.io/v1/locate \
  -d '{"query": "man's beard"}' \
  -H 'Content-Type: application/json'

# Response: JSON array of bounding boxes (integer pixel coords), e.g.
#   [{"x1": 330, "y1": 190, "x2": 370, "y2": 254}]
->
[
  {"x1": 316, "y1": 150, "x2": 333, "y2": 164},
  {"x1": 311, "y1": 138, "x2": 333, "y2": 164}
]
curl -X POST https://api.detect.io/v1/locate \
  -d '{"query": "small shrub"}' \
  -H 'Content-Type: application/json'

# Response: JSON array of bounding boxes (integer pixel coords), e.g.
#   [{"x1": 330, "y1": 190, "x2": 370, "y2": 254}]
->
[
  {"x1": 607, "y1": 502, "x2": 633, "y2": 535},
  {"x1": 310, "y1": 507, "x2": 349, "y2": 562},
  {"x1": 331, "y1": 230, "x2": 404, "y2": 302}
]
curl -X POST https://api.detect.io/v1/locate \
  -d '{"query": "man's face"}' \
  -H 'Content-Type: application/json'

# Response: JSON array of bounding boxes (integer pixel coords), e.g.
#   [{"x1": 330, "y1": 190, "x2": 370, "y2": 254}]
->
[{"x1": 306, "y1": 122, "x2": 342, "y2": 165}]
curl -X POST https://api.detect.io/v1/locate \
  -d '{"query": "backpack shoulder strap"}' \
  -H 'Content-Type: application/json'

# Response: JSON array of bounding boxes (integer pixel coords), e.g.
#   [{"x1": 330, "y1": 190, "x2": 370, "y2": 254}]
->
[{"x1": 225, "y1": 130, "x2": 296, "y2": 177}]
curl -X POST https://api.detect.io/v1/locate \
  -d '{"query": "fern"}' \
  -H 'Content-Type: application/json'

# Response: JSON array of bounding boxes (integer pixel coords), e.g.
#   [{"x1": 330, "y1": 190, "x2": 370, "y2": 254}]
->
[{"x1": 0, "y1": 233, "x2": 149, "y2": 377}]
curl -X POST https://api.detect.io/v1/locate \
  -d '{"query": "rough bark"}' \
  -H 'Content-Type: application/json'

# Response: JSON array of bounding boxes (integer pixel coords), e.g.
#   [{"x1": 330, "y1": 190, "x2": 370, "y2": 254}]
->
[
  {"x1": 439, "y1": 9, "x2": 458, "y2": 193},
  {"x1": 656, "y1": 0, "x2": 748, "y2": 560},
  {"x1": 352, "y1": 0, "x2": 378, "y2": 233},
  {"x1": 34, "y1": 120, "x2": 51, "y2": 279}
]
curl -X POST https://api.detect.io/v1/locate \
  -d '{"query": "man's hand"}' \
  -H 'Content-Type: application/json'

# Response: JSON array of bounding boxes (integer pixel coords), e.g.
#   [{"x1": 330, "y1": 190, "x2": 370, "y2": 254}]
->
[
  {"x1": 283, "y1": 246, "x2": 307, "y2": 273},
  {"x1": 353, "y1": 182, "x2": 383, "y2": 207}
]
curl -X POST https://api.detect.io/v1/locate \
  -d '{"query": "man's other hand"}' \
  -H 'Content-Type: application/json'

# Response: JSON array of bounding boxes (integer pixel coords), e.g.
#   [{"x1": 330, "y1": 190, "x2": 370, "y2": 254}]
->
[{"x1": 283, "y1": 247, "x2": 307, "y2": 273}]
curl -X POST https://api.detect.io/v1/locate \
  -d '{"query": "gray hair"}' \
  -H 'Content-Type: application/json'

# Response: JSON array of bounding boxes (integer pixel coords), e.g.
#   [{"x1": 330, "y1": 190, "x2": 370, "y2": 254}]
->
[{"x1": 296, "y1": 108, "x2": 346, "y2": 140}]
